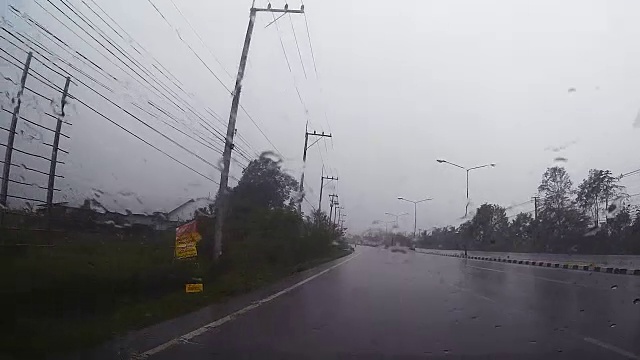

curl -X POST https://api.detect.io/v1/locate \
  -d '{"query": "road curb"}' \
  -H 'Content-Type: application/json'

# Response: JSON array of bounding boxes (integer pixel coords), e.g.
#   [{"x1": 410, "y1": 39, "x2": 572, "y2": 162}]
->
[{"x1": 420, "y1": 250, "x2": 640, "y2": 276}]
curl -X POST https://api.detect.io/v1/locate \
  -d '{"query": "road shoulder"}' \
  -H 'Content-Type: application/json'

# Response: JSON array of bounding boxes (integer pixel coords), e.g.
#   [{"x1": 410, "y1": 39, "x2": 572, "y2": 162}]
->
[{"x1": 68, "y1": 250, "x2": 355, "y2": 360}]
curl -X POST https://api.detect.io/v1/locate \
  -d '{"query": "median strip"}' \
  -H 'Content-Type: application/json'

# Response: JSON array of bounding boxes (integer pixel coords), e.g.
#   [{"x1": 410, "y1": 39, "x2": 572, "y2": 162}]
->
[{"x1": 418, "y1": 250, "x2": 640, "y2": 276}]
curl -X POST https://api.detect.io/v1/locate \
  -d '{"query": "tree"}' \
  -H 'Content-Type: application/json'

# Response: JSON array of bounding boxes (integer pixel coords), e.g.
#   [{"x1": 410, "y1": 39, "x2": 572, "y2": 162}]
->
[
  {"x1": 509, "y1": 212, "x2": 534, "y2": 251},
  {"x1": 463, "y1": 203, "x2": 508, "y2": 249},
  {"x1": 538, "y1": 166, "x2": 573, "y2": 212},
  {"x1": 576, "y1": 169, "x2": 625, "y2": 227},
  {"x1": 231, "y1": 154, "x2": 299, "y2": 211}
]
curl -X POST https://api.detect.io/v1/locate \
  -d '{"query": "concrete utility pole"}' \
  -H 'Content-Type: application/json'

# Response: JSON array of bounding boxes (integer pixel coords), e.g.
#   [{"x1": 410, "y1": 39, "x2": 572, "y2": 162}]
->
[
  {"x1": 532, "y1": 196, "x2": 539, "y2": 220},
  {"x1": 318, "y1": 168, "x2": 337, "y2": 213},
  {"x1": 1, "y1": 52, "x2": 32, "y2": 207},
  {"x1": 328, "y1": 194, "x2": 338, "y2": 223},
  {"x1": 47, "y1": 77, "x2": 71, "y2": 212},
  {"x1": 214, "y1": 2, "x2": 304, "y2": 259},
  {"x1": 298, "y1": 127, "x2": 331, "y2": 213}
]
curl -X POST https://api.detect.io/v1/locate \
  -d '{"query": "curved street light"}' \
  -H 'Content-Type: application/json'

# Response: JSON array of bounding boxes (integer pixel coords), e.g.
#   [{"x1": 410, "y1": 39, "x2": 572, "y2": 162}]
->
[
  {"x1": 384, "y1": 212, "x2": 409, "y2": 228},
  {"x1": 397, "y1": 197, "x2": 432, "y2": 239},
  {"x1": 436, "y1": 159, "x2": 496, "y2": 216}
]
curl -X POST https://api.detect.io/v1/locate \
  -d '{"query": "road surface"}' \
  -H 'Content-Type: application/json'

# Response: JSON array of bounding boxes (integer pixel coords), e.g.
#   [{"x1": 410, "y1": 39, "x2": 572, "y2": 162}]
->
[{"x1": 149, "y1": 246, "x2": 640, "y2": 359}]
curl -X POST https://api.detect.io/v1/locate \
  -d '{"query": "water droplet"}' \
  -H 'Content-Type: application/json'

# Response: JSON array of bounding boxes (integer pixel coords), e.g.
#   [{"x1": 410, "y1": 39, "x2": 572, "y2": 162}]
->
[
  {"x1": 529, "y1": 340, "x2": 537, "y2": 344},
  {"x1": 633, "y1": 298, "x2": 640, "y2": 305},
  {"x1": 443, "y1": 349, "x2": 450, "y2": 354},
  {"x1": 471, "y1": 315, "x2": 478, "y2": 320},
  {"x1": 610, "y1": 323, "x2": 617, "y2": 328},
  {"x1": 494, "y1": 324, "x2": 502, "y2": 328},
  {"x1": 611, "y1": 285, "x2": 618, "y2": 290},
  {"x1": 579, "y1": 309, "x2": 585, "y2": 312}
]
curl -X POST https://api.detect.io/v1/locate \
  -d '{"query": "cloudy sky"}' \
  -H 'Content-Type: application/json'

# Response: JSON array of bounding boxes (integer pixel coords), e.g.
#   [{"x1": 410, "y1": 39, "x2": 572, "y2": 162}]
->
[{"x1": 1, "y1": 0, "x2": 639, "y2": 232}]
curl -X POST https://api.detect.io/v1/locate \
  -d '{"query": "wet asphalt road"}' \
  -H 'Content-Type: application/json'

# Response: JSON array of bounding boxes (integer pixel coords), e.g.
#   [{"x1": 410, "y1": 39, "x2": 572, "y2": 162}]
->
[{"x1": 152, "y1": 247, "x2": 640, "y2": 359}]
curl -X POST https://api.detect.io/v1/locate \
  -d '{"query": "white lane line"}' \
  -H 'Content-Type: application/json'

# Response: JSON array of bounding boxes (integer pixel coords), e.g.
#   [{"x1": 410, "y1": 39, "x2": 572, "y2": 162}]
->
[
  {"x1": 465, "y1": 265, "x2": 640, "y2": 358},
  {"x1": 467, "y1": 265, "x2": 589, "y2": 288},
  {"x1": 132, "y1": 252, "x2": 361, "y2": 359},
  {"x1": 584, "y1": 337, "x2": 640, "y2": 359}
]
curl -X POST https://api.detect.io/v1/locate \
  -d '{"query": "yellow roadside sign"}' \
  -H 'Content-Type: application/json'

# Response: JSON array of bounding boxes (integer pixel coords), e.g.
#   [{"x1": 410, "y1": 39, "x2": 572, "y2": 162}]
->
[
  {"x1": 185, "y1": 283, "x2": 203, "y2": 293},
  {"x1": 175, "y1": 220, "x2": 201, "y2": 259}
]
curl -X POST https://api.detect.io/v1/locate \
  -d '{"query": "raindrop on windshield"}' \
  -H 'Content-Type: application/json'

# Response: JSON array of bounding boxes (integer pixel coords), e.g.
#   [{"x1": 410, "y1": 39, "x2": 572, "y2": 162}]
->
[
  {"x1": 633, "y1": 298, "x2": 640, "y2": 305},
  {"x1": 611, "y1": 285, "x2": 618, "y2": 290},
  {"x1": 529, "y1": 340, "x2": 537, "y2": 344},
  {"x1": 610, "y1": 323, "x2": 617, "y2": 328}
]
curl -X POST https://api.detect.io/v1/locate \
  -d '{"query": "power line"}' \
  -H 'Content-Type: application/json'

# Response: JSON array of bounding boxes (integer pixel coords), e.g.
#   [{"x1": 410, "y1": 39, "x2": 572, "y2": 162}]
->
[
  {"x1": 145, "y1": 0, "x2": 231, "y2": 94},
  {"x1": 143, "y1": 0, "x2": 283, "y2": 158},
  {"x1": 166, "y1": 0, "x2": 233, "y2": 79},
  {"x1": 3, "y1": 26, "x2": 239, "y2": 168},
  {"x1": 300, "y1": 0, "x2": 318, "y2": 77},
  {"x1": 9, "y1": 4, "x2": 256, "y2": 161},
  {"x1": 3, "y1": 30, "x2": 227, "y2": 175},
  {"x1": 69, "y1": 93, "x2": 219, "y2": 184},
  {"x1": 272, "y1": 12, "x2": 292, "y2": 72},
  {"x1": 288, "y1": 13, "x2": 307, "y2": 79},
  {"x1": 505, "y1": 199, "x2": 534, "y2": 210}
]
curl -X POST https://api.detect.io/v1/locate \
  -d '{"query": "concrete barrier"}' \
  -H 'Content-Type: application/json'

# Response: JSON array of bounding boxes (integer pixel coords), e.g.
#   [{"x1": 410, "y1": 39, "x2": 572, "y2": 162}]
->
[{"x1": 417, "y1": 249, "x2": 640, "y2": 275}]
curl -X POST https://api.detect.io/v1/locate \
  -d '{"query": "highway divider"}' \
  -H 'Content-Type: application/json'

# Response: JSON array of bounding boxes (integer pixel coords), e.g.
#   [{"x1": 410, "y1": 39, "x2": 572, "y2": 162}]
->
[{"x1": 417, "y1": 249, "x2": 640, "y2": 276}]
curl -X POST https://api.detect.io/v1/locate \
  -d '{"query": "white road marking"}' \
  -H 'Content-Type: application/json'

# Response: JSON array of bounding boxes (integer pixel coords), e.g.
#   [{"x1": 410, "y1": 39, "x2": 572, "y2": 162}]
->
[
  {"x1": 584, "y1": 337, "x2": 640, "y2": 359},
  {"x1": 132, "y1": 252, "x2": 360, "y2": 359},
  {"x1": 467, "y1": 264, "x2": 590, "y2": 288},
  {"x1": 466, "y1": 265, "x2": 640, "y2": 358}
]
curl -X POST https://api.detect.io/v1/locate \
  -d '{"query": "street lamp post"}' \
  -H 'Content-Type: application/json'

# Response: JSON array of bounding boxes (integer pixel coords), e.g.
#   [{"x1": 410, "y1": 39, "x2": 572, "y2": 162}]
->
[
  {"x1": 436, "y1": 159, "x2": 495, "y2": 217},
  {"x1": 397, "y1": 197, "x2": 432, "y2": 240},
  {"x1": 384, "y1": 212, "x2": 408, "y2": 228}
]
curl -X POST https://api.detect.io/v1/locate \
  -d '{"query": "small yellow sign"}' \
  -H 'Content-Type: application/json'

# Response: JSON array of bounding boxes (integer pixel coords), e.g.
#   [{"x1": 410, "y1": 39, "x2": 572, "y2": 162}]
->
[
  {"x1": 185, "y1": 283, "x2": 203, "y2": 293},
  {"x1": 175, "y1": 244, "x2": 198, "y2": 259}
]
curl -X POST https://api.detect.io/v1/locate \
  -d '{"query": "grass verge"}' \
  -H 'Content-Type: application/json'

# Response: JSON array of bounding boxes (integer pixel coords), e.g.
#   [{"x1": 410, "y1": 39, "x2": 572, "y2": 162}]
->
[{"x1": 0, "y1": 228, "x2": 351, "y2": 359}]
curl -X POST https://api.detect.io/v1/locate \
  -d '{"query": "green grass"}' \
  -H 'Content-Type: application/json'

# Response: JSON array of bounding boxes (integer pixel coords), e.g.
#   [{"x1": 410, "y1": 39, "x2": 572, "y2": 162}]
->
[{"x1": 0, "y1": 227, "x2": 350, "y2": 358}]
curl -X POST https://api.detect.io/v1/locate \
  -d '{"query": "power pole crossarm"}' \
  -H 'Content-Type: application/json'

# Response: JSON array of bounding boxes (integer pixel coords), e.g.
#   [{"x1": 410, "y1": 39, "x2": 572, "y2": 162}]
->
[
  {"x1": 298, "y1": 129, "x2": 332, "y2": 213},
  {"x1": 318, "y1": 174, "x2": 338, "y2": 212}
]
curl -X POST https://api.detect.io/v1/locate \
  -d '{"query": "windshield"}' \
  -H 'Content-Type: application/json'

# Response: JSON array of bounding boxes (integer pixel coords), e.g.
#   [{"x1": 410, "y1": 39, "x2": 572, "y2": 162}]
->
[{"x1": 1, "y1": 0, "x2": 639, "y2": 359}]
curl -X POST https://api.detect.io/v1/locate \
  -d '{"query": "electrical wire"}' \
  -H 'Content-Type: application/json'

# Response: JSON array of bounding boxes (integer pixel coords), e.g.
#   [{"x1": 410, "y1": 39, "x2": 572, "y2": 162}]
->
[
  {"x1": 7, "y1": 6, "x2": 256, "y2": 162},
  {"x1": 166, "y1": 0, "x2": 233, "y2": 79},
  {"x1": 3, "y1": 26, "x2": 236, "y2": 167},
  {"x1": 288, "y1": 13, "x2": 307, "y2": 79},
  {"x1": 145, "y1": 0, "x2": 231, "y2": 94},
  {"x1": 143, "y1": 0, "x2": 283, "y2": 158},
  {"x1": 68, "y1": 93, "x2": 219, "y2": 184},
  {"x1": 300, "y1": 0, "x2": 318, "y2": 78}
]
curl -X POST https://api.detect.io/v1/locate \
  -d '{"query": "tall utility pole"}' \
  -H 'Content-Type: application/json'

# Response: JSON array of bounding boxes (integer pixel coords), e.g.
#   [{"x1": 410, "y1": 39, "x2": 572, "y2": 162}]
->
[
  {"x1": 298, "y1": 127, "x2": 331, "y2": 213},
  {"x1": 532, "y1": 196, "x2": 539, "y2": 220},
  {"x1": 47, "y1": 77, "x2": 71, "y2": 212},
  {"x1": 328, "y1": 194, "x2": 338, "y2": 223},
  {"x1": 1, "y1": 52, "x2": 32, "y2": 207},
  {"x1": 214, "y1": 3, "x2": 304, "y2": 259},
  {"x1": 318, "y1": 168, "x2": 337, "y2": 212}
]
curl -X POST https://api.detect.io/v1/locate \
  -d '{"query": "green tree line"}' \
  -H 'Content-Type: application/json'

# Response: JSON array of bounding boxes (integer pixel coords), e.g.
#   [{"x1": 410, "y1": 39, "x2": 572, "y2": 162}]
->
[
  {"x1": 419, "y1": 166, "x2": 640, "y2": 254},
  {"x1": 202, "y1": 153, "x2": 346, "y2": 268}
]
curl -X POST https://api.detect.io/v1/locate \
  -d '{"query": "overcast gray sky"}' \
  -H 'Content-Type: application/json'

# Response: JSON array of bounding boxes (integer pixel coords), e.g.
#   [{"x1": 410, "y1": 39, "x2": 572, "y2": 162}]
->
[{"x1": 1, "y1": 0, "x2": 640, "y2": 233}]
